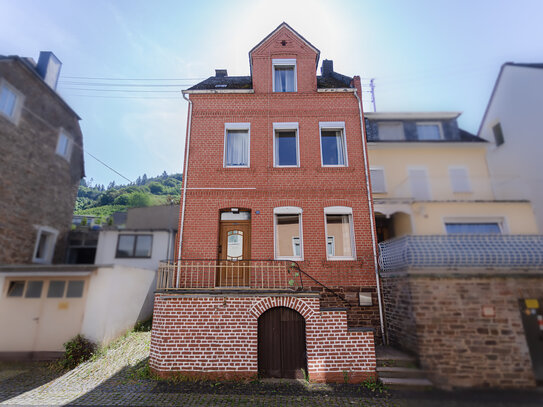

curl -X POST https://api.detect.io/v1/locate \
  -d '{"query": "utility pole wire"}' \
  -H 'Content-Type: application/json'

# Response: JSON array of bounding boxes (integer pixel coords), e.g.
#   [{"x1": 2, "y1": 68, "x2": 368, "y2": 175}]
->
[{"x1": 84, "y1": 152, "x2": 134, "y2": 184}]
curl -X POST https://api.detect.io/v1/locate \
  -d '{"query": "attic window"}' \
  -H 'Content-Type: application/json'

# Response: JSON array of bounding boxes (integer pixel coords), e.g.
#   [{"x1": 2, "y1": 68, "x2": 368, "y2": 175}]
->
[
  {"x1": 215, "y1": 84, "x2": 227, "y2": 88},
  {"x1": 281, "y1": 40, "x2": 287, "y2": 46},
  {"x1": 272, "y1": 59, "x2": 296, "y2": 92}
]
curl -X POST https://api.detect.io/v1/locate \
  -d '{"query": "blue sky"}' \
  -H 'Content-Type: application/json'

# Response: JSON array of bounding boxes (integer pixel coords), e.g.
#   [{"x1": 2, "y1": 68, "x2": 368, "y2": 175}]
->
[{"x1": 2, "y1": 0, "x2": 542, "y2": 186}]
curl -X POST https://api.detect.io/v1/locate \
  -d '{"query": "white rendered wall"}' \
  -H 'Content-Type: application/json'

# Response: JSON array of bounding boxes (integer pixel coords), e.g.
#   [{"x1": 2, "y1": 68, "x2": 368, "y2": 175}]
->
[
  {"x1": 81, "y1": 265, "x2": 156, "y2": 345},
  {"x1": 94, "y1": 230, "x2": 174, "y2": 270},
  {"x1": 480, "y1": 65, "x2": 543, "y2": 233}
]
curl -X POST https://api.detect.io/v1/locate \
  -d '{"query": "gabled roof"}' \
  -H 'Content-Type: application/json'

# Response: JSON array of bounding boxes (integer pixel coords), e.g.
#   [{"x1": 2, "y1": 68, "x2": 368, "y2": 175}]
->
[
  {"x1": 187, "y1": 76, "x2": 252, "y2": 91},
  {"x1": 248, "y1": 22, "x2": 320, "y2": 73},
  {"x1": 477, "y1": 62, "x2": 543, "y2": 137}
]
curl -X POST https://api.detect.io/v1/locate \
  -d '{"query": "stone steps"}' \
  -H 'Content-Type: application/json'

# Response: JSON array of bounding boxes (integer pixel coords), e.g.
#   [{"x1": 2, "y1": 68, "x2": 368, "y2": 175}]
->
[
  {"x1": 376, "y1": 366, "x2": 427, "y2": 379},
  {"x1": 379, "y1": 377, "x2": 434, "y2": 390},
  {"x1": 375, "y1": 346, "x2": 434, "y2": 390}
]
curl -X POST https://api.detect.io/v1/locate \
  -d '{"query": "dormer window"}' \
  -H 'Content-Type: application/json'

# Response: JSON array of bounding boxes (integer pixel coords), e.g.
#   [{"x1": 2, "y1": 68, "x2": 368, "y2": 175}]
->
[
  {"x1": 273, "y1": 59, "x2": 296, "y2": 92},
  {"x1": 416, "y1": 122, "x2": 443, "y2": 140}
]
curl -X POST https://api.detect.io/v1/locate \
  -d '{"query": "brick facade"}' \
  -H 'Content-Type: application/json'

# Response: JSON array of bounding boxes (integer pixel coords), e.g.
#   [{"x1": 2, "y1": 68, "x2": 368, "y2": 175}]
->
[
  {"x1": 151, "y1": 24, "x2": 380, "y2": 382},
  {"x1": 150, "y1": 293, "x2": 376, "y2": 383},
  {"x1": 0, "y1": 57, "x2": 84, "y2": 264},
  {"x1": 381, "y1": 269, "x2": 543, "y2": 388}
]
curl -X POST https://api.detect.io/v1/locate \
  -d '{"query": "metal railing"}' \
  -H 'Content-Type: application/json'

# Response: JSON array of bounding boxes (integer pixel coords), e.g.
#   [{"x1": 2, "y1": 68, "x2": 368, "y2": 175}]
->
[
  {"x1": 157, "y1": 259, "x2": 304, "y2": 290},
  {"x1": 378, "y1": 234, "x2": 543, "y2": 272}
]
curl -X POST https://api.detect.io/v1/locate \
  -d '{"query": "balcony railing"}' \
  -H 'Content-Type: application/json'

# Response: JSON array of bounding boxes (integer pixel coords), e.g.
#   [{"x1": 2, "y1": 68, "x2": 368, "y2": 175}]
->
[
  {"x1": 157, "y1": 259, "x2": 304, "y2": 291},
  {"x1": 378, "y1": 235, "x2": 543, "y2": 272}
]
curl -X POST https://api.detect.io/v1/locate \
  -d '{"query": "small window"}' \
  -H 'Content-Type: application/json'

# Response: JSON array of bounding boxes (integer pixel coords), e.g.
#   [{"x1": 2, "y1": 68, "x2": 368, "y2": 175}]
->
[
  {"x1": 416, "y1": 123, "x2": 442, "y2": 140},
  {"x1": 377, "y1": 122, "x2": 404, "y2": 141},
  {"x1": 324, "y1": 207, "x2": 355, "y2": 260},
  {"x1": 273, "y1": 59, "x2": 296, "y2": 92},
  {"x1": 274, "y1": 123, "x2": 299, "y2": 167},
  {"x1": 492, "y1": 122, "x2": 504, "y2": 146},
  {"x1": 56, "y1": 130, "x2": 73, "y2": 161},
  {"x1": 116, "y1": 234, "x2": 153, "y2": 258},
  {"x1": 370, "y1": 168, "x2": 387, "y2": 193},
  {"x1": 0, "y1": 80, "x2": 23, "y2": 123},
  {"x1": 274, "y1": 207, "x2": 303, "y2": 260},
  {"x1": 408, "y1": 168, "x2": 431, "y2": 200},
  {"x1": 224, "y1": 123, "x2": 250, "y2": 167},
  {"x1": 66, "y1": 281, "x2": 85, "y2": 298},
  {"x1": 47, "y1": 281, "x2": 66, "y2": 298},
  {"x1": 33, "y1": 226, "x2": 59, "y2": 264},
  {"x1": 25, "y1": 281, "x2": 43, "y2": 298},
  {"x1": 320, "y1": 122, "x2": 347, "y2": 166},
  {"x1": 449, "y1": 167, "x2": 471, "y2": 193},
  {"x1": 7, "y1": 281, "x2": 25, "y2": 297},
  {"x1": 445, "y1": 223, "x2": 501, "y2": 234}
]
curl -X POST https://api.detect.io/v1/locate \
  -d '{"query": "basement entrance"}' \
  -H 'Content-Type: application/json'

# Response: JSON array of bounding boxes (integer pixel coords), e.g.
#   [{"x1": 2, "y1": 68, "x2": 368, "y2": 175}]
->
[{"x1": 258, "y1": 307, "x2": 307, "y2": 379}]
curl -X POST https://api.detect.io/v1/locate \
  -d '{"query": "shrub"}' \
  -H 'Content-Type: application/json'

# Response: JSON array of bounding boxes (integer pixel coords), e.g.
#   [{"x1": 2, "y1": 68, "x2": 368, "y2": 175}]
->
[
  {"x1": 134, "y1": 317, "x2": 152, "y2": 332},
  {"x1": 60, "y1": 334, "x2": 97, "y2": 370}
]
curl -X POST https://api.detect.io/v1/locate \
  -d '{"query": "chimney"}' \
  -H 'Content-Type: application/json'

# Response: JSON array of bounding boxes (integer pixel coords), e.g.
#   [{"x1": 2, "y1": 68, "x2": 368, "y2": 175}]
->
[
  {"x1": 36, "y1": 51, "x2": 62, "y2": 90},
  {"x1": 215, "y1": 69, "x2": 227, "y2": 77},
  {"x1": 321, "y1": 59, "x2": 333, "y2": 76}
]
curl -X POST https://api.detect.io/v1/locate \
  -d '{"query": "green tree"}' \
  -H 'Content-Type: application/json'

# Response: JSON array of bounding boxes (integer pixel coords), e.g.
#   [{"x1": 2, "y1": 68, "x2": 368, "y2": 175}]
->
[{"x1": 128, "y1": 191, "x2": 151, "y2": 207}]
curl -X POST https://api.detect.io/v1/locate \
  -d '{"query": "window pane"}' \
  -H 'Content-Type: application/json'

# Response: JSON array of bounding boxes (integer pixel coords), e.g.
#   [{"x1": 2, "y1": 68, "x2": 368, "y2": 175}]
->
[
  {"x1": 417, "y1": 124, "x2": 441, "y2": 140},
  {"x1": 227, "y1": 231, "x2": 243, "y2": 260},
  {"x1": 35, "y1": 232, "x2": 49, "y2": 260},
  {"x1": 492, "y1": 123, "x2": 504, "y2": 146},
  {"x1": 276, "y1": 214, "x2": 300, "y2": 257},
  {"x1": 321, "y1": 130, "x2": 345, "y2": 165},
  {"x1": 47, "y1": 281, "x2": 66, "y2": 298},
  {"x1": 116, "y1": 235, "x2": 135, "y2": 257},
  {"x1": 56, "y1": 133, "x2": 69, "y2": 157},
  {"x1": 370, "y1": 169, "x2": 386, "y2": 193},
  {"x1": 327, "y1": 237, "x2": 335, "y2": 257},
  {"x1": 7, "y1": 281, "x2": 25, "y2": 297},
  {"x1": 449, "y1": 168, "x2": 471, "y2": 193},
  {"x1": 226, "y1": 130, "x2": 249, "y2": 166},
  {"x1": 66, "y1": 281, "x2": 84, "y2": 298},
  {"x1": 25, "y1": 281, "x2": 43, "y2": 298},
  {"x1": 378, "y1": 122, "x2": 404, "y2": 141},
  {"x1": 326, "y1": 214, "x2": 353, "y2": 257},
  {"x1": 292, "y1": 237, "x2": 300, "y2": 257},
  {"x1": 445, "y1": 223, "x2": 501, "y2": 234},
  {"x1": 274, "y1": 66, "x2": 295, "y2": 92},
  {"x1": 409, "y1": 169, "x2": 431, "y2": 200},
  {"x1": 275, "y1": 131, "x2": 297, "y2": 166},
  {"x1": 0, "y1": 86, "x2": 17, "y2": 117},
  {"x1": 135, "y1": 235, "x2": 152, "y2": 257}
]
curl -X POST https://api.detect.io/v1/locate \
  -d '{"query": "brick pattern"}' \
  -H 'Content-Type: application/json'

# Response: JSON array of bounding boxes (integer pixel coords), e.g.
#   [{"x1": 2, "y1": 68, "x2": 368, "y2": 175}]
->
[
  {"x1": 381, "y1": 272, "x2": 542, "y2": 388},
  {"x1": 0, "y1": 59, "x2": 83, "y2": 264},
  {"x1": 150, "y1": 294, "x2": 376, "y2": 383}
]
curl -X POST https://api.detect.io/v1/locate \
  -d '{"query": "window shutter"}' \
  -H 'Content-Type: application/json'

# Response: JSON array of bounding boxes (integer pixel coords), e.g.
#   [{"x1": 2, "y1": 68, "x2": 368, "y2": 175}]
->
[
  {"x1": 449, "y1": 167, "x2": 471, "y2": 193},
  {"x1": 370, "y1": 168, "x2": 386, "y2": 193},
  {"x1": 409, "y1": 168, "x2": 431, "y2": 200}
]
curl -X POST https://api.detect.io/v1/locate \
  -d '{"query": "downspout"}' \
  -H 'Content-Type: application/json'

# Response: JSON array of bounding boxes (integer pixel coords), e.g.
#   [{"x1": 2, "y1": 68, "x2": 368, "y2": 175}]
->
[
  {"x1": 177, "y1": 92, "x2": 193, "y2": 287},
  {"x1": 354, "y1": 89, "x2": 386, "y2": 343}
]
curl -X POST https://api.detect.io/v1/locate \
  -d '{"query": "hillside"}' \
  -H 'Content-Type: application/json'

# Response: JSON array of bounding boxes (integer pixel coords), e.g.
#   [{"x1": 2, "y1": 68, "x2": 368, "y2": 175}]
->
[{"x1": 75, "y1": 172, "x2": 182, "y2": 221}]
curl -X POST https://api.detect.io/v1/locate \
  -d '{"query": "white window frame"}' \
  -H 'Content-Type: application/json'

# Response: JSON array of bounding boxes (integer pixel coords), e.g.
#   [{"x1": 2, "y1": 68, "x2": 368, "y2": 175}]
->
[
  {"x1": 0, "y1": 78, "x2": 24, "y2": 125},
  {"x1": 319, "y1": 121, "x2": 348, "y2": 167},
  {"x1": 416, "y1": 122, "x2": 444, "y2": 141},
  {"x1": 324, "y1": 206, "x2": 356, "y2": 260},
  {"x1": 326, "y1": 236, "x2": 335, "y2": 257},
  {"x1": 272, "y1": 58, "x2": 297, "y2": 93},
  {"x1": 274, "y1": 206, "x2": 303, "y2": 261},
  {"x1": 32, "y1": 226, "x2": 59, "y2": 264},
  {"x1": 442, "y1": 216, "x2": 507, "y2": 234},
  {"x1": 370, "y1": 167, "x2": 387, "y2": 193},
  {"x1": 56, "y1": 129, "x2": 73, "y2": 162},
  {"x1": 448, "y1": 166, "x2": 472, "y2": 193},
  {"x1": 408, "y1": 166, "x2": 431, "y2": 200},
  {"x1": 224, "y1": 123, "x2": 251, "y2": 168},
  {"x1": 377, "y1": 121, "x2": 405, "y2": 141},
  {"x1": 273, "y1": 122, "x2": 300, "y2": 167}
]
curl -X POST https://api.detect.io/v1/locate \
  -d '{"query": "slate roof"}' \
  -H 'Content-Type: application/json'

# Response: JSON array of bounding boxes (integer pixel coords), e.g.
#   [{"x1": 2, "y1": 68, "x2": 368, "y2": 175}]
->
[
  {"x1": 187, "y1": 71, "x2": 353, "y2": 91},
  {"x1": 505, "y1": 62, "x2": 543, "y2": 70},
  {"x1": 459, "y1": 129, "x2": 486, "y2": 142}
]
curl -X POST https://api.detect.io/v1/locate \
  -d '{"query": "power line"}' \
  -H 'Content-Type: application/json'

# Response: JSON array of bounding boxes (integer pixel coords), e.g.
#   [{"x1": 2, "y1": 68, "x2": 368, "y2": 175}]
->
[
  {"x1": 85, "y1": 151, "x2": 133, "y2": 183},
  {"x1": 61, "y1": 75, "x2": 207, "y2": 81},
  {"x1": 61, "y1": 88, "x2": 182, "y2": 93},
  {"x1": 63, "y1": 93, "x2": 182, "y2": 99},
  {"x1": 58, "y1": 82, "x2": 196, "y2": 87}
]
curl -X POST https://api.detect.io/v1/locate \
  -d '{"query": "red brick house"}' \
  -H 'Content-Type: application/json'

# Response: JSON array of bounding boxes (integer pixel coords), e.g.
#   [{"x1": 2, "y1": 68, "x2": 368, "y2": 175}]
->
[{"x1": 150, "y1": 23, "x2": 382, "y2": 383}]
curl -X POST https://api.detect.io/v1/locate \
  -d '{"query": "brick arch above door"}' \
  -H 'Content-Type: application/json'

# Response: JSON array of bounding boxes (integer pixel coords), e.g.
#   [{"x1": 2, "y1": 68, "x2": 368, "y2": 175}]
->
[{"x1": 249, "y1": 296, "x2": 318, "y2": 321}]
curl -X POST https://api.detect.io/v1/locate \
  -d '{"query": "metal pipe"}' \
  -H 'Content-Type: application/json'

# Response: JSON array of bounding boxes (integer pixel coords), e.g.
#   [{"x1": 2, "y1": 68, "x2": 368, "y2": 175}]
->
[
  {"x1": 354, "y1": 88, "x2": 386, "y2": 343},
  {"x1": 178, "y1": 92, "x2": 193, "y2": 287}
]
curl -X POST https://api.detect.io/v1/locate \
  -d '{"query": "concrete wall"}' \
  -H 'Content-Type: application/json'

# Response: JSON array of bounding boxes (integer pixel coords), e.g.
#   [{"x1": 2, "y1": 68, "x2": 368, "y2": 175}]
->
[
  {"x1": 0, "y1": 58, "x2": 84, "y2": 264},
  {"x1": 94, "y1": 230, "x2": 174, "y2": 270},
  {"x1": 381, "y1": 269, "x2": 542, "y2": 388},
  {"x1": 81, "y1": 265, "x2": 156, "y2": 345}
]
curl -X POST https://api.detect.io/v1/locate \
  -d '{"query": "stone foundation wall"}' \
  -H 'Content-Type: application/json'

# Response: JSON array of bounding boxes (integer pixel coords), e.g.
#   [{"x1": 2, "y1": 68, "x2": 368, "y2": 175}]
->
[
  {"x1": 381, "y1": 270, "x2": 543, "y2": 388},
  {"x1": 150, "y1": 293, "x2": 376, "y2": 383}
]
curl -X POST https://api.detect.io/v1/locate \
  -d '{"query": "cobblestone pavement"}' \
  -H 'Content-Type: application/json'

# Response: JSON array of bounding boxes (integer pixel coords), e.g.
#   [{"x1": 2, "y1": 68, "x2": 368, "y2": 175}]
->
[{"x1": 0, "y1": 332, "x2": 541, "y2": 406}]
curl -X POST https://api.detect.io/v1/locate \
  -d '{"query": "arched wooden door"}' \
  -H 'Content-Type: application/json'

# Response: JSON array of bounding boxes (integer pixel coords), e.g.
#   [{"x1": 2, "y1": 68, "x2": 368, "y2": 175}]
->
[{"x1": 258, "y1": 306, "x2": 307, "y2": 379}]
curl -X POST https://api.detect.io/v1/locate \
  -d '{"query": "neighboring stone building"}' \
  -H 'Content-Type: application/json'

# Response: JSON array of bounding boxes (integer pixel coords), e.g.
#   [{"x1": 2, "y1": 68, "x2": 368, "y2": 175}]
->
[
  {"x1": 150, "y1": 23, "x2": 380, "y2": 382},
  {"x1": 0, "y1": 52, "x2": 84, "y2": 264}
]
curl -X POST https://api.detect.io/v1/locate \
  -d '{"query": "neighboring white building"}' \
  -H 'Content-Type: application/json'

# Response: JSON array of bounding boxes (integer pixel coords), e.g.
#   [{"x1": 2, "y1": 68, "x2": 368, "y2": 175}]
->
[{"x1": 478, "y1": 63, "x2": 543, "y2": 232}]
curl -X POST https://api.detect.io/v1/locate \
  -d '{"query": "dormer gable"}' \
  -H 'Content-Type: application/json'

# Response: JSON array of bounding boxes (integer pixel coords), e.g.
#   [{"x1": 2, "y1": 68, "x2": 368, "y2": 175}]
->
[{"x1": 249, "y1": 22, "x2": 320, "y2": 94}]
